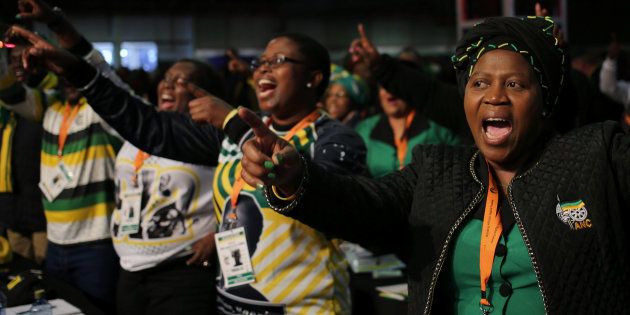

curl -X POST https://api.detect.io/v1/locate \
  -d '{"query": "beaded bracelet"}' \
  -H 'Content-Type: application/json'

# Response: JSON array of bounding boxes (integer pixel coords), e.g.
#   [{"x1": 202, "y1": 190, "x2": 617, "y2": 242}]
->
[{"x1": 264, "y1": 154, "x2": 309, "y2": 214}]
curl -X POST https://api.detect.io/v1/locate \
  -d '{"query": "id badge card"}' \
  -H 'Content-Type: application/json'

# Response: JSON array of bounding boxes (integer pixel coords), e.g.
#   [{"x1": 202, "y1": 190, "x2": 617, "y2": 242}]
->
[
  {"x1": 215, "y1": 227, "x2": 256, "y2": 288},
  {"x1": 120, "y1": 186, "x2": 142, "y2": 235},
  {"x1": 39, "y1": 161, "x2": 73, "y2": 202}
]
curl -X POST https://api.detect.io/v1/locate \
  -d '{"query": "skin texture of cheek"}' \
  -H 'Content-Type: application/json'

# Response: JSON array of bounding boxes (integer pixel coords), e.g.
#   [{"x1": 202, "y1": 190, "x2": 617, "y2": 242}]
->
[
  {"x1": 463, "y1": 49, "x2": 545, "y2": 172},
  {"x1": 175, "y1": 91, "x2": 192, "y2": 113},
  {"x1": 258, "y1": 91, "x2": 281, "y2": 112},
  {"x1": 326, "y1": 101, "x2": 349, "y2": 120}
]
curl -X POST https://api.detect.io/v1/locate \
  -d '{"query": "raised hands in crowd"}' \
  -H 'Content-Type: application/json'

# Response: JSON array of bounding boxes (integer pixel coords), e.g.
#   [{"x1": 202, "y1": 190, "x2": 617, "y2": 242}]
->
[
  {"x1": 5, "y1": 25, "x2": 79, "y2": 75},
  {"x1": 1, "y1": 1, "x2": 630, "y2": 313},
  {"x1": 349, "y1": 23, "x2": 380, "y2": 70},
  {"x1": 16, "y1": 0, "x2": 58, "y2": 23},
  {"x1": 226, "y1": 48, "x2": 250, "y2": 76},
  {"x1": 186, "y1": 81, "x2": 234, "y2": 127},
  {"x1": 16, "y1": 0, "x2": 83, "y2": 48}
]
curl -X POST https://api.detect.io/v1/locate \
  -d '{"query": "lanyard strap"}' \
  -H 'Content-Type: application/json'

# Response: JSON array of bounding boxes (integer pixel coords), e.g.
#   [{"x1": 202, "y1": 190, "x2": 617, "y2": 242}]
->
[
  {"x1": 57, "y1": 103, "x2": 81, "y2": 157},
  {"x1": 230, "y1": 110, "x2": 321, "y2": 209},
  {"x1": 394, "y1": 110, "x2": 416, "y2": 170},
  {"x1": 479, "y1": 162, "x2": 503, "y2": 311},
  {"x1": 132, "y1": 150, "x2": 150, "y2": 185}
]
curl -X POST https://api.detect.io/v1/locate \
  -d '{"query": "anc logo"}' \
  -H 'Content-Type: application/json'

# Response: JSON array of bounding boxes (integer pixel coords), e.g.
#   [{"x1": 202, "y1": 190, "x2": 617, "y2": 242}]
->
[{"x1": 555, "y1": 196, "x2": 592, "y2": 230}]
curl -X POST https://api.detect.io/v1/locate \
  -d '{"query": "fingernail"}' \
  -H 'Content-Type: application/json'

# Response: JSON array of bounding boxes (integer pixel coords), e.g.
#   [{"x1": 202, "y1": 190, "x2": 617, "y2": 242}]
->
[
  {"x1": 14, "y1": 14, "x2": 21, "y2": 20},
  {"x1": 275, "y1": 153, "x2": 284, "y2": 164},
  {"x1": 267, "y1": 172, "x2": 276, "y2": 179},
  {"x1": 264, "y1": 160, "x2": 274, "y2": 170},
  {"x1": 256, "y1": 183, "x2": 264, "y2": 191}
]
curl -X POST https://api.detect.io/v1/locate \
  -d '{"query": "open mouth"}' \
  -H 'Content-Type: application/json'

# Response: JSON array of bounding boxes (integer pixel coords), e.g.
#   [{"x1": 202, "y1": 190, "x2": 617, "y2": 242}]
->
[
  {"x1": 160, "y1": 93, "x2": 175, "y2": 109},
  {"x1": 482, "y1": 118, "x2": 513, "y2": 144},
  {"x1": 14, "y1": 69, "x2": 25, "y2": 80},
  {"x1": 257, "y1": 78, "x2": 277, "y2": 99},
  {"x1": 386, "y1": 96, "x2": 399, "y2": 104}
]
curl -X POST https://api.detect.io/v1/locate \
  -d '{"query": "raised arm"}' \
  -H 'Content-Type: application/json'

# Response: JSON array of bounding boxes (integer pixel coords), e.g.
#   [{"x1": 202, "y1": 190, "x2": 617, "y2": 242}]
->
[
  {"x1": 237, "y1": 108, "x2": 412, "y2": 251},
  {"x1": 17, "y1": 0, "x2": 131, "y2": 92},
  {"x1": 79, "y1": 75, "x2": 223, "y2": 165},
  {"x1": 6, "y1": 25, "x2": 223, "y2": 165},
  {"x1": 349, "y1": 23, "x2": 470, "y2": 140}
]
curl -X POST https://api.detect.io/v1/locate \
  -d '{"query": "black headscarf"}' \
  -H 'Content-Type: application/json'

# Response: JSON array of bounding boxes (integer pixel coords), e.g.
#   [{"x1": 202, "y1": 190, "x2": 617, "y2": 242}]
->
[{"x1": 452, "y1": 16, "x2": 566, "y2": 116}]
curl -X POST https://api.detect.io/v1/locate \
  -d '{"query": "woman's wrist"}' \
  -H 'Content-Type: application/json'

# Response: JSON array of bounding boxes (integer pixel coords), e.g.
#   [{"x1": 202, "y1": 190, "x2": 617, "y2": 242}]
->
[
  {"x1": 271, "y1": 185, "x2": 297, "y2": 201},
  {"x1": 264, "y1": 155, "x2": 308, "y2": 214},
  {"x1": 222, "y1": 108, "x2": 239, "y2": 129},
  {"x1": 65, "y1": 58, "x2": 98, "y2": 90}
]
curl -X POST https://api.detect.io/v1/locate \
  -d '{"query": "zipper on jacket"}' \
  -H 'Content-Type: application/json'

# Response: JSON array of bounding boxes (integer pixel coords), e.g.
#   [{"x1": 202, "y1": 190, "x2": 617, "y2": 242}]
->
[
  {"x1": 423, "y1": 151, "x2": 484, "y2": 315},
  {"x1": 506, "y1": 163, "x2": 549, "y2": 314}
]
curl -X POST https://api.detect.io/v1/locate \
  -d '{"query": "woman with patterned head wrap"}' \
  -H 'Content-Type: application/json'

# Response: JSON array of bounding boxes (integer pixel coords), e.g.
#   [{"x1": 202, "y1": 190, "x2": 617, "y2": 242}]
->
[
  {"x1": 238, "y1": 16, "x2": 630, "y2": 314},
  {"x1": 324, "y1": 64, "x2": 368, "y2": 127}
]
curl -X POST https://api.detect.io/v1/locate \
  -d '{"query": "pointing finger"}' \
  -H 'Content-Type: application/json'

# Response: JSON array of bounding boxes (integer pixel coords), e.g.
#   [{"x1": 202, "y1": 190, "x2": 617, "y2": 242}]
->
[
  {"x1": 238, "y1": 107, "x2": 274, "y2": 139},
  {"x1": 357, "y1": 23, "x2": 368, "y2": 43}
]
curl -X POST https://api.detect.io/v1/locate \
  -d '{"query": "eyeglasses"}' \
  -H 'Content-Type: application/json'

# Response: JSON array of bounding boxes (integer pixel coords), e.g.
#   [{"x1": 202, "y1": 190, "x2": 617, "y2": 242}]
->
[{"x1": 250, "y1": 54, "x2": 307, "y2": 72}]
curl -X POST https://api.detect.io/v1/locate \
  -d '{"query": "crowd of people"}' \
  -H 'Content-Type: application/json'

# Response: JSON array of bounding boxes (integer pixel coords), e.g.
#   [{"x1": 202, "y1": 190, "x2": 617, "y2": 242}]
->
[{"x1": 0, "y1": 0, "x2": 628, "y2": 314}]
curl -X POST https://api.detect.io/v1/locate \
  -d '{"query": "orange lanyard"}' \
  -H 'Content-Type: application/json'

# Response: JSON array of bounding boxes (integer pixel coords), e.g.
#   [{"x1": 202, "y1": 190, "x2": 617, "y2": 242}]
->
[
  {"x1": 132, "y1": 150, "x2": 150, "y2": 185},
  {"x1": 394, "y1": 110, "x2": 416, "y2": 170},
  {"x1": 479, "y1": 163, "x2": 503, "y2": 310},
  {"x1": 229, "y1": 110, "x2": 321, "y2": 210},
  {"x1": 57, "y1": 103, "x2": 81, "y2": 158}
]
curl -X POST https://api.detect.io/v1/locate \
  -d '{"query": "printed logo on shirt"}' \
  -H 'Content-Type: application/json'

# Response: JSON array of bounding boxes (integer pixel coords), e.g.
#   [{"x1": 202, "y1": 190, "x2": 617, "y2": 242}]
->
[
  {"x1": 74, "y1": 112, "x2": 85, "y2": 128},
  {"x1": 555, "y1": 196, "x2": 592, "y2": 230}
]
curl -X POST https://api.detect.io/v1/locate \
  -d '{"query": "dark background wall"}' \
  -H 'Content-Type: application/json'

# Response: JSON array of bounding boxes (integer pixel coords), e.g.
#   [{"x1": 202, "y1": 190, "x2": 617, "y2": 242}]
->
[{"x1": 1, "y1": 0, "x2": 626, "y2": 65}]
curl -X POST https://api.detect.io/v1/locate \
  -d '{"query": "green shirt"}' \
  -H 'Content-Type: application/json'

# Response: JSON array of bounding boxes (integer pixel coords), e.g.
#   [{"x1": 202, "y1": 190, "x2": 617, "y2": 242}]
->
[
  {"x1": 355, "y1": 114, "x2": 459, "y2": 178},
  {"x1": 448, "y1": 220, "x2": 545, "y2": 314}
]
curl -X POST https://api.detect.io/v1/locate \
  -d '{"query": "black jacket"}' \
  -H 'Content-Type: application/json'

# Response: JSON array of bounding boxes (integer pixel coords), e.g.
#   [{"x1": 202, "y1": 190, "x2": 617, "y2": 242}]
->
[
  {"x1": 77, "y1": 76, "x2": 224, "y2": 166},
  {"x1": 278, "y1": 121, "x2": 630, "y2": 314},
  {"x1": 76, "y1": 74, "x2": 366, "y2": 176}
]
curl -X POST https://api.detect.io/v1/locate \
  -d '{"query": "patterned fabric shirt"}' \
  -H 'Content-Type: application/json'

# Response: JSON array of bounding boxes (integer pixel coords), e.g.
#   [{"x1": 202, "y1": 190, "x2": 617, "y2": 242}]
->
[
  {"x1": 40, "y1": 97, "x2": 122, "y2": 244},
  {"x1": 2, "y1": 49, "x2": 126, "y2": 244},
  {"x1": 112, "y1": 142, "x2": 217, "y2": 271},
  {"x1": 215, "y1": 114, "x2": 363, "y2": 314}
]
